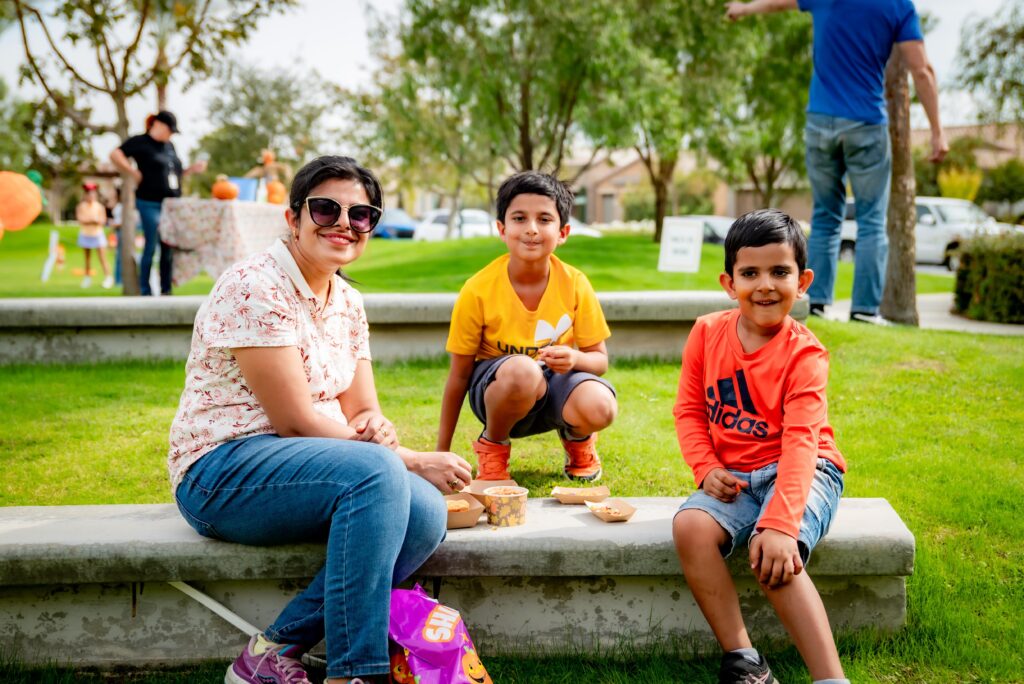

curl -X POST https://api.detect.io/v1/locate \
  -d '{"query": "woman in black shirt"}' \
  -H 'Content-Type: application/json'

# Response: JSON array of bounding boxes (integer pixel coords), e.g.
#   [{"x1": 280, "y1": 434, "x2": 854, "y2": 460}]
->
[{"x1": 110, "y1": 111, "x2": 206, "y2": 295}]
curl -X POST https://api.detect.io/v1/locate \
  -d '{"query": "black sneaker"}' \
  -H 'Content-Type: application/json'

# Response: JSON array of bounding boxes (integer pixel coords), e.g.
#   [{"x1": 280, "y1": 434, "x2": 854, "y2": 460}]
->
[
  {"x1": 718, "y1": 652, "x2": 775, "y2": 684},
  {"x1": 849, "y1": 311, "x2": 892, "y2": 326},
  {"x1": 809, "y1": 303, "x2": 826, "y2": 318}
]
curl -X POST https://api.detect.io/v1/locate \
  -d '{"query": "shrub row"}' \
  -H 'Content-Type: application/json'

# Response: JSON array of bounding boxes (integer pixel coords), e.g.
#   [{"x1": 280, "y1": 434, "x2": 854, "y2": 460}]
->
[{"x1": 954, "y1": 232, "x2": 1024, "y2": 324}]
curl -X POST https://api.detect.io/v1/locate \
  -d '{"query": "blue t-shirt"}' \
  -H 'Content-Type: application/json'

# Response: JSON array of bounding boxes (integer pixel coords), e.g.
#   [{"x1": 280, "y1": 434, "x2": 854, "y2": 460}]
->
[{"x1": 798, "y1": 0, "x2": 923, "y2": 124}]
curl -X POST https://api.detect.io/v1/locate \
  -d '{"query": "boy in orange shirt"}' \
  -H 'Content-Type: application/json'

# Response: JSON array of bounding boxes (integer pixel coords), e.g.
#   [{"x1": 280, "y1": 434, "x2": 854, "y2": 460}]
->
[
  {"x1": 438, "y1": 171, "x2": 617, "y2": 481},
  {"x1": 673, "y1": 209, "x2": 849, "y2": 684}
]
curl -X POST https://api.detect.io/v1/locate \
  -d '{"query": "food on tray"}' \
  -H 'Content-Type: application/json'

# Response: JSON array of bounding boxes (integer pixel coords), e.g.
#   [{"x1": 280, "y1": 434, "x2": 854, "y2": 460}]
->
[
  {"x1": 446, "y1": 499, "x2": 471, "y2": 512},
  {"x1": 590, "y1": 503, "x2": 622, "y2": 516},
  {"x1": 484, "y1": 486, "x2": 525, "y2": 497}
]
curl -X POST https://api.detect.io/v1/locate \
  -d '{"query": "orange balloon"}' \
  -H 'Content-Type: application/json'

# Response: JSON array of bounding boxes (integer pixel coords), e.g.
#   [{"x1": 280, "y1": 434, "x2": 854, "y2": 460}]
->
[{"x1": 0, "y1": 172, "x2": 43, "y2": 231}]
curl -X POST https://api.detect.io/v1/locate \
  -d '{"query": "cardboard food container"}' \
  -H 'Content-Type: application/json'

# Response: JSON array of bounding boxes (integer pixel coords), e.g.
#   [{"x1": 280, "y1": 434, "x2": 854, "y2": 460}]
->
[
  {"x1": 444, "y1": 492, "x2": 484, "y2": 530},
  {"x1": 551, "y1": 485, "x2": 611, "y2": 504},
  {"x1": 482, "y1": 485, "x2": 529, "y2": 527},
  {"x1": 585, "y1": 498, "x2": 636, "y2": 523},
  {"x1": 464, "y1": 478, "x2": 518, "y2": 505}
]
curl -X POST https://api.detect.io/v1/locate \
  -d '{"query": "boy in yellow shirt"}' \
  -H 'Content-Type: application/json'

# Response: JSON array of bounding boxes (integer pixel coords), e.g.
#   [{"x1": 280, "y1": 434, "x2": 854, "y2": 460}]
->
[{"x1": 437, "y1": 172, "x2": 617, "y2": 481}]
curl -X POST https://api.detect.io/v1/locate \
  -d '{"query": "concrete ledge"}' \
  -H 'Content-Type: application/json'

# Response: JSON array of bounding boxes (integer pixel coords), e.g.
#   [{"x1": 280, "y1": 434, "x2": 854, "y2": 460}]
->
[
  {"x1": 0, "y1": 497, "x2": 911, "y2": 665},
  {"x1": 0, "y1": 293, "x2": 808, "y2": 365}
]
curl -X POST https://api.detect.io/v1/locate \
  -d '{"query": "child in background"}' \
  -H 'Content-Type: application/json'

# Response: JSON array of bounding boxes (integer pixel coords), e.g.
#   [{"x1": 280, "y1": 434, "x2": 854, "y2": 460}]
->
[
  {"x1": 672, "y1": 209, "x2": 849, "y2": 684},
  {"x1": 437, "y1": 171, "x2": 617, "y2": 482},
  {"x1": 75, "y1": 182, "x2": 113, "y2": 289}
]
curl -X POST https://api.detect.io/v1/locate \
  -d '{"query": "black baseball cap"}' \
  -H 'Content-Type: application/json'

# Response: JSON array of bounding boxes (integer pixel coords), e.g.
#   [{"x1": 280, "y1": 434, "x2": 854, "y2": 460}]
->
[{"x1": 154, "y1": 110, "x2": 179, "y2": 133}]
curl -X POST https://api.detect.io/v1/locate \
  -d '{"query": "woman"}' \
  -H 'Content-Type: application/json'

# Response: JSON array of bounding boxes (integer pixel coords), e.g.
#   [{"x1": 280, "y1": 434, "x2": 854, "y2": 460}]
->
[
  {"x1": 169, "y1": 156, "x2": 470, "y2": 684},
  {"x1": 74, "y1": 182, "x2": 113, "y2": 288},
  {"x1": 109, "y1": 110, "x2": 206, "y2": 295}
]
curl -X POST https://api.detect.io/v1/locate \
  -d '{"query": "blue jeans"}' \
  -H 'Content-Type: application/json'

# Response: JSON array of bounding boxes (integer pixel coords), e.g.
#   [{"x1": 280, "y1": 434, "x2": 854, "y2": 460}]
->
[
  {"x1": 136, "y1": 198, "x2": 172, "y2": 296},
  {"x1": 805, "y1": 113, "x2": 892, "y2": 314},
  {"x1": 676, "y1": 458, "x2": 844, "y2": 564},
  {"x1": 174, "y1": 434, "x2": 447, "y2": 679}
]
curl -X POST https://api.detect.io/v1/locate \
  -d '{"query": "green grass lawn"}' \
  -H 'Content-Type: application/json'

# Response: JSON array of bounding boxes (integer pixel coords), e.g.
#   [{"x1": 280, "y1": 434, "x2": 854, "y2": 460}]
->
[
  {"x1": 0, "y1": 222, "x2": 955, "y2": 298},
  {"x1": 1, "y1": 320, "x2": 1022, "y2": 682}
]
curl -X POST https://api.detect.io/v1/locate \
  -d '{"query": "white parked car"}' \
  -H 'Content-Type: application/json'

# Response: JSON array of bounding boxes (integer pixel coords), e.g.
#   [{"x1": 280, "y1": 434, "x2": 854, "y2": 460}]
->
[
  {"x1": 670, "y1": 215, "x2": 736, "y2": 244},
  {"x1": 839, "y1": 197, "x2": 1014, "y2": 270},
  {"x1": 412, "y1": 209, "x2": 496, "y2": 241},
  {"x1": 568, "y1": 217, "x2": 603, "y2": 238}
]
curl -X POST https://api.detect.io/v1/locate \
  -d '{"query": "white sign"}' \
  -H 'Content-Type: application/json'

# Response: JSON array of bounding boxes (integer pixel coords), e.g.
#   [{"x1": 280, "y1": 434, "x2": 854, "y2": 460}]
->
[{"x1": 657, "y1": 218, "x2": 704, "y2": 273}]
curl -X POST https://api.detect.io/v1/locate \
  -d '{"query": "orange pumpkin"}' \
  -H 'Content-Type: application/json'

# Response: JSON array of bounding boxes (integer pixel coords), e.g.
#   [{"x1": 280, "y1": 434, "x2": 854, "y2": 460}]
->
[
  {"x1": 0, "y1": 171, "x2": 43, "y2": 232},
  {"x1": 211, "y1": 175, "x2": 239, "y2": 200},
  {"x1": 266, "y1": 180, "x2": 287, "y2": 204}
]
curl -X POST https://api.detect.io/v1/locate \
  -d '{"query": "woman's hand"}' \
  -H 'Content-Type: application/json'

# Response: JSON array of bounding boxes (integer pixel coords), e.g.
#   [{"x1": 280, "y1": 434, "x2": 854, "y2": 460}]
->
[
  {"x1": 536, "y1": 345, "x2": 578, "y2": 374},
  {"x1": 405, "y1": 451, "x2": 473, "y2": 494},
  {"x1": 351, "y1": 412, "x2": 399, "y2": 451}
]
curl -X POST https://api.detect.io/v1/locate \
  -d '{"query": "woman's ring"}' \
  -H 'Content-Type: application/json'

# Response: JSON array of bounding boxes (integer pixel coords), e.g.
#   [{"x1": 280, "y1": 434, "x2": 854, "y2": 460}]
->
[
  {"x1": 448, "y1": 480, "x2": 461, "y2": 490},
  {"x1": 380, "y1": 428, "x2": 388, "y2": 437}
]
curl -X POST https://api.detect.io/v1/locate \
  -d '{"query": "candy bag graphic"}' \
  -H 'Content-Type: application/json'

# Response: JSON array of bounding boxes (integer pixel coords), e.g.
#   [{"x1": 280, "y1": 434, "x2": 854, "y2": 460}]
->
[{"x1": 389, "y1": 585, "x2": 493, "y2": 684}]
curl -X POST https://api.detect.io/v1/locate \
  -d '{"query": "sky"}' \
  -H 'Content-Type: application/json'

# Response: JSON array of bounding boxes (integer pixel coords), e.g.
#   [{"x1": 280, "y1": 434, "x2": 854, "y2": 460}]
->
[{"x1": 0, "y1": 0, "x2": 1009, "y2": 162}]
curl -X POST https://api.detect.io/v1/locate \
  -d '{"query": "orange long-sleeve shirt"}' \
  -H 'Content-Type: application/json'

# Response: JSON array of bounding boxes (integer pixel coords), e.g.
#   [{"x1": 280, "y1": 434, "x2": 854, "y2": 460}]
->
[{"x1": 673, "y1": 309, "x2": 846, "y2": 539}]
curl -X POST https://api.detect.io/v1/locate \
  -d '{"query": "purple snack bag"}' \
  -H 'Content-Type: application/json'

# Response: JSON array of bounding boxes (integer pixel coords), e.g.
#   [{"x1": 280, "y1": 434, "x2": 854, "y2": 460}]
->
[{"x1": 388, "y1": 585, "x2": 493, "y2": 684}]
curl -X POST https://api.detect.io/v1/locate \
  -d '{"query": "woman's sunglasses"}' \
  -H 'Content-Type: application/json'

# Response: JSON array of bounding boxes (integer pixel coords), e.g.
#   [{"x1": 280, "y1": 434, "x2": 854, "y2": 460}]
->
[{"x1": 304, "y1": 196, "x2": 382, "y2": 233}]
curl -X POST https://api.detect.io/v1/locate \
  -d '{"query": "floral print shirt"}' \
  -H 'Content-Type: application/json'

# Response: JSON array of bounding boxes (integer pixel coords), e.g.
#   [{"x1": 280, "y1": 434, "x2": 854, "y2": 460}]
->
[{"x1": 167, "y1": 239, "x2": 371, "y2": 492}]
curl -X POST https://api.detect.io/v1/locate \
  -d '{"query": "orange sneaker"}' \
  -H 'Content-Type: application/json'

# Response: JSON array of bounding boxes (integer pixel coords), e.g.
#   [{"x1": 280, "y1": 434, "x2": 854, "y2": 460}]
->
[
  {"x1": 562, "y1": 433, "x2": 602, "y2": 482},
  {"x1": 473, "y1": 437, "x2": 512, "y2": 480}
]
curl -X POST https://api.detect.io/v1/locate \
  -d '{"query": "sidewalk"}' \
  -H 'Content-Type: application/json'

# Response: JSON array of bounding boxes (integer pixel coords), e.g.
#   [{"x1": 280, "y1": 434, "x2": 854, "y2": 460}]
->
[{"x1": 826, "y1": 293, "x2": 1024, "y2": 336}]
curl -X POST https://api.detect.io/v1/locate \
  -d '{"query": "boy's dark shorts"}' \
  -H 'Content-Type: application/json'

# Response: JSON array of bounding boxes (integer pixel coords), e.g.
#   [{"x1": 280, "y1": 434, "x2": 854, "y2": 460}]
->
[{"x1": 467, "y1": 354, "x2": 616, "y2": 438}]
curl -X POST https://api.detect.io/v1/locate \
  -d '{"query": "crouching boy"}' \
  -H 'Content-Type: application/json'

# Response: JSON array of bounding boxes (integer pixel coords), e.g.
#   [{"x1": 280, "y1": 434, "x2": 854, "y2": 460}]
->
[
  {"x1": 672, "y1": 209, "x2": 849, "y2": 684},
  {"x1": 437, "y1": 171, "x2": 617, "y2": 482}
]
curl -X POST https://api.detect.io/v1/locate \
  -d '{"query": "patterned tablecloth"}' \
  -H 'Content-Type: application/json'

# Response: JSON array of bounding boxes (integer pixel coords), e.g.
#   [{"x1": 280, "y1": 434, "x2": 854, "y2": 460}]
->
[{"x1": 158, "y1": 198, "x2": 289, "y2": 285}]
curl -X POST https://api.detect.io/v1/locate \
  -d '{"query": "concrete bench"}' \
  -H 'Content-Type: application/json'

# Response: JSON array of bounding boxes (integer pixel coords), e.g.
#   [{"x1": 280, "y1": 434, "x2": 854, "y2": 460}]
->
[
  {"x1": 0, "y1": 293, "x2": 808, "y2": 365},
  {"x1": 0, "y1": 497, "x2": 911, "y2": 667}
]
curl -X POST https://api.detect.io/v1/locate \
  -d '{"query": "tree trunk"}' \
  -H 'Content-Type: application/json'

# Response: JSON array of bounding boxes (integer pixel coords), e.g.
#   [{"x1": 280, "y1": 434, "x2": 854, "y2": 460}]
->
[
  {"x1": 444, "y1": 178, "x2": 462, "y2": 240},
  {"x1": 880, "y1": 45, "x2": 918, "y2": 325},
  {"x1": 652, "y1": 155, "x2": 677, "y2": 244},
  {"x1": 115, "y1": 101, "x2": 141, "y2": 295}
]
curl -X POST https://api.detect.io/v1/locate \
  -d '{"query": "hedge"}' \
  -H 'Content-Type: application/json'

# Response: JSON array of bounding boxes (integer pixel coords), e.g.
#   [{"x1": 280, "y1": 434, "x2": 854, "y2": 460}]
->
[{"x1": 954, "y1": 231, "x2": 1024, "y2": 324}]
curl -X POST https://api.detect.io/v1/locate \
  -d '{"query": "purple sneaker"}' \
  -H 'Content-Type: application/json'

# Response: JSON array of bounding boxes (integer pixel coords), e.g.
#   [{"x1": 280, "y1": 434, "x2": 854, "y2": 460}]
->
[{"x1": 225, "y1": 634, "x2": 312, "y2": 684}]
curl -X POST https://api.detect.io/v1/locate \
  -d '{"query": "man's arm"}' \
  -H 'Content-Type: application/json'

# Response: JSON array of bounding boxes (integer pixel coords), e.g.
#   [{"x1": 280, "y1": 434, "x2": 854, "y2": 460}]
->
[
  {"x1": 725, "y1": 0, "x2": 798, "y2": 21},
  {"x1": 898, "y1": 40, "x2": 949, "y2": 163}
]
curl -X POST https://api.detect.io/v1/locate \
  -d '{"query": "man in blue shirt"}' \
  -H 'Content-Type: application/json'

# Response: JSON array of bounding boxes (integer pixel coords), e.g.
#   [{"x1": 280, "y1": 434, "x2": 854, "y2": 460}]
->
[{"x1": 727, "y1": 0, "x2": 948, "y2": 325}]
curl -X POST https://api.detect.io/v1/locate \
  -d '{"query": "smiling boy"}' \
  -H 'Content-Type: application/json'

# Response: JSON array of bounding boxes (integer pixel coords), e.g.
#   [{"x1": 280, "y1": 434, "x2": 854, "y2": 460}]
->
[
  {"x1": 672, "y1": 209, "x2": 849, "y2": 684},
  {"x1": 437, "y1": 171, "x2": 617, "y2": 482}
]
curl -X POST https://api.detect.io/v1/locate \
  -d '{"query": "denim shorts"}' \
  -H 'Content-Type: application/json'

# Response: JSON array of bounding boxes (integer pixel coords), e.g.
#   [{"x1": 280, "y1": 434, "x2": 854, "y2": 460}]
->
[
  {"x1": 467, "y1": 355, "x2": 615, "y2": 438},
  {"x1": 676, "y1": 458, "x2": 844, "y2": 564}
]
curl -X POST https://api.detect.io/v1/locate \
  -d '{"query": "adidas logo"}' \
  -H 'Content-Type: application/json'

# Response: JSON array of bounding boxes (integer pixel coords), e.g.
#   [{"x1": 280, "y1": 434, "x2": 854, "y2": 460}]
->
[{"x1": 706, "y1": 370, "x2": 769, "y2": 438}]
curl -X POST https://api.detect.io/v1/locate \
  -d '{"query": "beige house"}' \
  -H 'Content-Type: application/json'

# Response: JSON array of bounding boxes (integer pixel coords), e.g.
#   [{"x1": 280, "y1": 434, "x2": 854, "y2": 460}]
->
[
  {"x1": 911, "y1": 122, "x2": 1023, "y2": 169},
  {"x1": 570, "y1": 151, "x2": 731, "y2": 224}
]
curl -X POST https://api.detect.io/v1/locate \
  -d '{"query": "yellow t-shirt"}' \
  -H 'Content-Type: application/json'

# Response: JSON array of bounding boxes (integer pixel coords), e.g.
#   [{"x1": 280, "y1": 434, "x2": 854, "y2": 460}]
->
[{"x1": 446, "y1": 254, "x2": 611, "y2": 361}]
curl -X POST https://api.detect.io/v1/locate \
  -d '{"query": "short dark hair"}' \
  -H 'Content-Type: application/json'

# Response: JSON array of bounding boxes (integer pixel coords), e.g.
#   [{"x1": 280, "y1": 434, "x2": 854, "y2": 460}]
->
[
  {"x1": 495, "y1": 171, "x2": 574, "y2": 227},
  {"x1": 288, "y1": 156, "x2": 383, "y2": 218},
  {"x1": 724, "y1": 209, "x2": 808, "y2": 275}
]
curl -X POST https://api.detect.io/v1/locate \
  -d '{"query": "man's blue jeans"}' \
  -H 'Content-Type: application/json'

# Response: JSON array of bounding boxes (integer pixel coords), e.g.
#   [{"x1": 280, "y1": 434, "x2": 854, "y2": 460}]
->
[
  {"x1": 174, "y1": 434, "x2": 447, "y2": 679},
  {"x1": 135, "y1": 198, "x2": 172, "y2": 296},
  {"x1": 805, "y1": 113, "x2": 892, "y2": 314}
]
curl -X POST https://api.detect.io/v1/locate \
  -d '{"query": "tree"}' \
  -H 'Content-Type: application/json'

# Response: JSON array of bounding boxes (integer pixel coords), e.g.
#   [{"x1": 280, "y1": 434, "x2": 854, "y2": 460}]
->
[
  {"x1": 348, "y1": 19, "x2": 499, "y2": 236},
  {"x1": 913, "y1": 136, "x2": 984, "y2": 198},
  {"x1": 704, "y1": 12, "x2": 813, "y2": 211},
  {"x1": 0, "y1": 78, "x2": 34, "y2": 172},
  {"x1": 880, "y1": 46, "x2": 918, "y2": 326},
  {"x1": 400, "y1": 0, "x2": 629, "y2": 176},
  {"x1": 957, "y1": 0, "x2": 1024, "y2": 123},
  {"x1": 582, "y1": 0, "x2": 745, "y2": 242},
  {"x1": 11, "y1": 0, "x2": 295, "y2": 293},
  {"x1": 191, "y1": 62, "x2": 339, "y2": 195}
]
